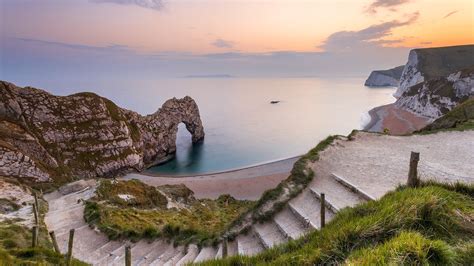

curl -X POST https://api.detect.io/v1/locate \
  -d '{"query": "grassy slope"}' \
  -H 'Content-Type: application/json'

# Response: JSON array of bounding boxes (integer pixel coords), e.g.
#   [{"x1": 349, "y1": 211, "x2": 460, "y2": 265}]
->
[
  {"x1": 84, "y1": 180, "x2": 254, "y2": 247},
  {"x1": 197, "y1": 182, "x2": 474, "y2": 265},
  {"x1": 418, "y1": 98, "x2": 474, "y2": 134}
]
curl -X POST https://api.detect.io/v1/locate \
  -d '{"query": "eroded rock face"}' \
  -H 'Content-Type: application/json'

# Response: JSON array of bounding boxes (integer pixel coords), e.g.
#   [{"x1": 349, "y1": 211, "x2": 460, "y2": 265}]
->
[
  {"x1": 0, "y1": 81, "x2": 204, "y2": 182},
  {"x1": 395, "y1": 45, "x2": 474, "y2": 98},
  {"x1": 395, "y1": 68, "x2": 474, "y2": 119}
]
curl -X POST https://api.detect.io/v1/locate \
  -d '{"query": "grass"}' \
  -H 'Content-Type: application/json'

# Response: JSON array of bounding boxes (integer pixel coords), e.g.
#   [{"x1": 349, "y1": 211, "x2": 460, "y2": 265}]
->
[
  {"x1": 95, "y1": 179, "x2": 168, "y2": 209},
  {"x1": 0, "y1": 208, "x2": 87, "y2": 265},
  {"x1": 84, "y1": 180, "x2": 254, "y2": 247},
  {"x1": 418, "y1": 98, "x2": 474, "y2": 134},
  {"x1": 195, "y1": 182, "x2": 474, "y2": 265}
]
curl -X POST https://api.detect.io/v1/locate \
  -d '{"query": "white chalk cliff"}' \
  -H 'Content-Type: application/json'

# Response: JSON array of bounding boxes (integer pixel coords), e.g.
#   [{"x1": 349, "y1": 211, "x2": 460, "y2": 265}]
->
[
  {"x1": 364, "y1": 65, "x2": 404, "y2": 87},
  {"x1": 395, "y1": 45, "x2": 474, "y2": 98}
]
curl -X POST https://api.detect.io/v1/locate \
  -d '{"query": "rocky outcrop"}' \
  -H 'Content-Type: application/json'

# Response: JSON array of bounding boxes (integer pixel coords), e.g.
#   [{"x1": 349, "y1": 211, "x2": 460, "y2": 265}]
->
[
  {"x1": 395, "y1": 67, "x2": 474, "y2": 119},
  {"x1": 364, "y1": 65, "x2": 404, "y2": 87},
  {"x1": 0, "y1": 81, "x2": 204, "y2": 183},
  {"x1": 395, "y1": 45, "x2": 474, "y2": 98}
]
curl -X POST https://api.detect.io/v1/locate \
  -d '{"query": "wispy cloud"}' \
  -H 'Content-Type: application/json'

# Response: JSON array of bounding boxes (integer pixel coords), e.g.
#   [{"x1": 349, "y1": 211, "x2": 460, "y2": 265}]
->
[
  {"x1": 443, "y1": 10, "x2": 458, "y2": 19},
  {"x1": 211, "y1": 39, "x2": 235, "y2": 49},
  {"x1": 15, "y1": 38, "x2": 132, "y2": 53},
  {"x1": 320, "y1": 12, "x2": 419, "y2": 52},
  {"x1": 366, "y1": 0, "x2": 412, "y2": 13},
  {"x1": 90, "y1": 0, "x2": 164, "y2": 10}
]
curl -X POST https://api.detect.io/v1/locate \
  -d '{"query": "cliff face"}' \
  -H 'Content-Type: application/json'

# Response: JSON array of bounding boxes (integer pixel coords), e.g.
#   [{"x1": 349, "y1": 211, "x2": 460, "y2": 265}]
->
[
  {"x1": 395, "y1": 45, "x2": 474, "y2": 98},
  {"x1": 0, "y1": 81, "x2": 204, "y2": 183},
  {"x1": 364, "y1": 65, "x2": 404, "y2": 87},
  {"x1": 395, "y1": 68, "x2": 474, "y2": 119}
]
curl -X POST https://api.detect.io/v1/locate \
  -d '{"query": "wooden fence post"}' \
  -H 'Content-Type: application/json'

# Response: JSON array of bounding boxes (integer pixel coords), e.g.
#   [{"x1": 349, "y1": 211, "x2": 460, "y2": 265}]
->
[
  {"x1": 32, "y1": 203, "x2": 39, "y2": 225},
  {"x1": 125, "y1": 245, "x2": 132, "y2": 266},
  {"x1": 49, "y1": 231, "x2": 60, "y2": 253},
  {"x1": 407, "y1": 152, "x2": 420, "y2": 187},
  {"x1": 33, "y1": 192, "x2": 39, "y2": 211},
  {"x1": 66, "y1": 229, "x2": 75, "y2": 266},
  {"x1": 320, "y1": 193, "x2": 326, "y2": 228},
  {"x1": 222, "y1": 238, "x2": 228, "y2": 259},
  {"x1": 32, "y1": 226, "x2": 38, "y2": 248}
]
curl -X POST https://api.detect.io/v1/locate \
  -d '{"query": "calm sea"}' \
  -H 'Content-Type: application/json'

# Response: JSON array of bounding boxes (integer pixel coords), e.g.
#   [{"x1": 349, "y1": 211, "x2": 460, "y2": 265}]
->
[{"x1": 39, "y1": 77, "x2": 396, "y2": 175}]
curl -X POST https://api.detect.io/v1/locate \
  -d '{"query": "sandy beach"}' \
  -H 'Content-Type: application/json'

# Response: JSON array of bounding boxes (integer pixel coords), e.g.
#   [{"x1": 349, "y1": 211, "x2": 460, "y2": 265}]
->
[
  {"x1": 364, "y1": 103, "x2": 430, "y2": 135},
  {"x1": 121, "y1": 157, "x2": 299, "y2": 200}
]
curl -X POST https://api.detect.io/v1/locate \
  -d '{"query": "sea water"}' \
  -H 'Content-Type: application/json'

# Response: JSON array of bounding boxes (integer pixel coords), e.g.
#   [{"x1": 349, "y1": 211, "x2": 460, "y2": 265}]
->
[{"x1": 35, "y1": 77, "x2": 396, "y2": 175}]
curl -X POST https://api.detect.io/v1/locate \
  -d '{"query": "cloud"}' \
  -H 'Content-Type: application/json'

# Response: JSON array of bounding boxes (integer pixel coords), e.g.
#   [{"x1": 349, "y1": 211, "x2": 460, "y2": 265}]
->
[
  {"x1": 90, "y1": 0, "x2": 163, "y2": 10},
  {"x1": 366, "y1": 0, "x2": 412, "y2": 13},
  {"x1": 320, "y1": 12, "x2": 419, "y2": 52},
  {"x1": 15, "y1": 38, "x2": 132, "y2": 53},
  {"x1": 211, "y1": 39, "x2": 235, "y2": 49},
  {"x1": 443, "y1": 10, "x2": 458, "y2": 19}
]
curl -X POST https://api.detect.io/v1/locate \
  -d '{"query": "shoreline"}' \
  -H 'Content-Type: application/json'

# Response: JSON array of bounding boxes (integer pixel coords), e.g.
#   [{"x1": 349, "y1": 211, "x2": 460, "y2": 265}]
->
[
  {"x1": 363, "y1": 103, "x2": 430, "y2": 135},
  {"x1": 121, "y1": 156, "x2": 300, "y2": 200},
  {"x1": 141, "y1": 155, "x2": 302, "y2": 178}
]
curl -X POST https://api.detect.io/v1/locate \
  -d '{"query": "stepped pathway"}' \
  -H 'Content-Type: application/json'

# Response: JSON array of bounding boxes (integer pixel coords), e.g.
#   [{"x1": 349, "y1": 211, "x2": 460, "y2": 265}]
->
[{"x1": 44, "y1": 130, "x2": 473, "y2": 264}]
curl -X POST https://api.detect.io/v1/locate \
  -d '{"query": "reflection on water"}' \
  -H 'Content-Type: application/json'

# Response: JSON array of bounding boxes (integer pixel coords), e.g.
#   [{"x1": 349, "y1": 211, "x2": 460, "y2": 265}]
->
[{"x1": 162, "y1": 125, "x2": 205, "y2": 173}]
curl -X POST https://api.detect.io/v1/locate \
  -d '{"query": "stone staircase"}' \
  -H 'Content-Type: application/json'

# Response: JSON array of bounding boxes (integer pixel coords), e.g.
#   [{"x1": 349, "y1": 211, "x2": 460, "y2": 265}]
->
[
  {"x1": 44, "y1": 170, "x2": 368, "y2": 265},
  {"x1": 44, "y1": 131, "x2": 474, "y2": 265}
]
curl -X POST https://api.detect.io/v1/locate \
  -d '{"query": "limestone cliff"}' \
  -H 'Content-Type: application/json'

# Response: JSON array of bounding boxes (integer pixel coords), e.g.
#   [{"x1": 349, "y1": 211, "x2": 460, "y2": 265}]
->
[
  {"x1": 395, "y1": 67, "x2": 474, "y2": 119},
  {"x1": 364, "y1": 65, "x2": 404, "y2": 87},
  {"x1": 0, "y1": 81, "x2": 204, "y2": 183},
  {"x1": 395, "y1": 45, "x2": 474, "y2": 98}
]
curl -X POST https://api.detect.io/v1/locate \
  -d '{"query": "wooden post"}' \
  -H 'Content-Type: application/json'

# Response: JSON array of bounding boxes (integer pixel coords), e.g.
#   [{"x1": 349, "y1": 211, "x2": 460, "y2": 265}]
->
[
  {"x1": 66, "y1": 229, "x2": 75, "y2": 266},
  {"x1": 125, "y1": 245, "x2": 132, "y2": 266},
  {"x1": 32, "y1": 226, "x2": 38, "y2": 248},
  {"x1": 320, "y1": 193, "x2": 326, "y2": 228},
  {"x1": 222, "y1": 238, "x2": 228, "y2": 259},
  {"x1": 49, "y1": 231, "x2": 60, "y2": 253},
  {"x1": 33, "y1": 192, "x2": 39, "y2": 210},
  {"x1": 407, "y1": 152, "x2": 420, "y2": 187},
  {"x1": 32, "y1": 203, "x2": 39, "y2": 225}
]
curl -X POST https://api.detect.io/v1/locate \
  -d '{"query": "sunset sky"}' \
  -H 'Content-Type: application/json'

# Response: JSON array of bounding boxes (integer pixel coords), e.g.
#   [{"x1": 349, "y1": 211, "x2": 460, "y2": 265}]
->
[{"x1": 1, "y1": 0, "x2": 473, "y2": 83}]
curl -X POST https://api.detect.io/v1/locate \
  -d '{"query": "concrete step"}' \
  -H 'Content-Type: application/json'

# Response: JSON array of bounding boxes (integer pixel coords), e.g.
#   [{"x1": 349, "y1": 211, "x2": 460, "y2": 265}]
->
[
  {"x1": 227, "y1": 241, "x2": 238, "y2": 257},
  {"x1": 164, "y1": 245, "x2": 185, "y2": 266},
  {"x1": 193, "y1": 246, "x2": 218, "y2": 263},
  {"x1": 149, "y1": 244, "x2": 180, "y2": 266},
  {"x1": 176, "y1": 244, "x2": 199, "y2": 266},
  {"x1": 331, "y1": 173, "x2": 375, "y2": 201},
  {"x1": 253, "y1": 221, "x2": 287, "y2": 249},
  {"x1": 289, "y1": 190, "x2": 333, "y2": 230},
  {"x1": 130, "y1": 240, "x2": 163, "y2": 265},
  {"x1": 136, "y1": 240, "x2": 170, "y2": 265},
  {"x1": 214, "y1": 243, "x2": 223, "y2": 259},
  {"x1": 273, "y1": 206, "x2": 308, "y2": 240},
  {"x1": 309, "y1": 188, "x2": 340, "y2": 213},
  {"x1": 56, "y1": 224, "x2": 97, "y2": 254},
  {"x1": 310, "y1": 173, "x2": 368, "y2": 210},
  {"x1": 236, "y1": 231, "x2": 265, "y2": 256},
  {"x1": 88, "y1": 240, "x2": 124, "y2": 264},
  {"x1": 96, "y1": 243, "x2": 126, "y2": 266}
]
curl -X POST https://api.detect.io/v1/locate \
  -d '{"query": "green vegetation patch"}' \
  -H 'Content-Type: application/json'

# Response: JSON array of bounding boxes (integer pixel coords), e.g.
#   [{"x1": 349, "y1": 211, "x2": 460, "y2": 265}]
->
[
  {"x1": 95, "y1": 179, "x2": 168, "y2": 209},
  {"x1": 419, "y1": 98, "x2": 474, "y2": 134},
  {"x1": 85, "y1": 180, "x2": 254, "y2": 246},
  {"x1": 197, "y1": 182, "x2": 474, "y2": 265}
]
